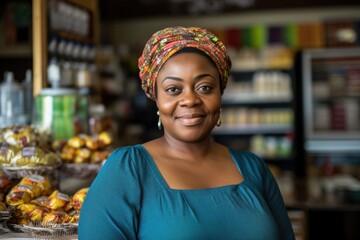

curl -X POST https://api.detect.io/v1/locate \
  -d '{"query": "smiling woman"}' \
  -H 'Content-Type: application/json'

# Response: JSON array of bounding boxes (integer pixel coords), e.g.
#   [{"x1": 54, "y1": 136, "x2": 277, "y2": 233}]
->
[{"x1": 78, "y1": 26, "x2": 295, "y2": 240}]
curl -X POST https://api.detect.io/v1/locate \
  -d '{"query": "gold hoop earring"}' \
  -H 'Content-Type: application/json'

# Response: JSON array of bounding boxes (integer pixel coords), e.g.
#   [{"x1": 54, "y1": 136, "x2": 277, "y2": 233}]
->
[
  {"x1": 216, "y1": 109, "x2": 222, "y2": 127},
  {"x1": 157, "y1": 111, "x2": 162, "y2": 130}
]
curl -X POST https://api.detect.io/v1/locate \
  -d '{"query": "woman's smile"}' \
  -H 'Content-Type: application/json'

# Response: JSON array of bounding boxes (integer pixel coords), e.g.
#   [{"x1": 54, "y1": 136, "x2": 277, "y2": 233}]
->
[{"x1": 175, "y1": 113, "x2": 206, "y2": 126}]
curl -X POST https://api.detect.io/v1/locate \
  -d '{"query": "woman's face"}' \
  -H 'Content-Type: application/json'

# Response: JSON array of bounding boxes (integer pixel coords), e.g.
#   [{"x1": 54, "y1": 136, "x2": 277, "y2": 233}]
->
[{"x1": 156, "y1": 52, "x2": 221, "y2": 143}]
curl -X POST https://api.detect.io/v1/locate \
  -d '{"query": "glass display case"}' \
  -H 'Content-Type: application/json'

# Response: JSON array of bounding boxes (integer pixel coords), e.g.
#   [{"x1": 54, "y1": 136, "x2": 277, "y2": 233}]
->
[{"x1": 301, "y1": 48, "x2": 360, "y2": 152}]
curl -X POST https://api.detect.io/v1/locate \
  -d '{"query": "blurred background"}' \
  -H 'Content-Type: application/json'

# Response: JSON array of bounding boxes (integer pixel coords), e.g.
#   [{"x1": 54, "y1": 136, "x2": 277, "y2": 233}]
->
[{"x1": 0, "y1": 0, "x2": 360, "y2": 239}]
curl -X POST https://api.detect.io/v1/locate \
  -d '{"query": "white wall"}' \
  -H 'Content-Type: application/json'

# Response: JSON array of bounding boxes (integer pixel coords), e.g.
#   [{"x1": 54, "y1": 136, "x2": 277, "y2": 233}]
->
[{"x1": 101, "y1": 6, "x2": 360, "y2": 47}]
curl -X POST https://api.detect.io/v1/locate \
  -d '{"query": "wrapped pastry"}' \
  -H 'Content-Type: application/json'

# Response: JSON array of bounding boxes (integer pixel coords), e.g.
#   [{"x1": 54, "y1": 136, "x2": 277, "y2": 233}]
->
[
  {"x1": 42, "y1": 211, "x2": 67, "y2": 225},
  {"x1": 63, "y1": 199, "x2": 73, "y2": 212},
  {"x1": 30, "y1": 195, "x2": 49, "y2": 207},
  {"x1": 0, "y1": 143, "x2": 19, "y2": 166},
  {"x1": 89, "y1": 150, "x2": 107, "y2": 164},
  {"x1": 72, "y1": 187, "x2": 88, "y2": 211},
  {"x1": 11, "y1": 146, "x2": 45, "y2": 167},
  {"x1": 27, "y1": 205, "x2": 49, "y2": 222},
  {"x1": 84, "y1": 136, "x2": 99, "y2": 151},
  {"x1": 19, "y1": 175, "x2": 52, "y2": 196},
  {"x1": 6, "y1": 191, "x2": 32, "y2": 206},
  {"x1": 98, "y1": 131, "x2": 112, "y2": 148},
  {"x1": 16, "y1": 203, "x2": 37, "y2": 217},
  {"x1": 2, "y1": 125, "x2": 37, "y2": 148},
  {"x1": 67, "y1": 136, "x2": 85, "y2": 149},
  {"x1": 45, "y1": 190, "x2": 71, "y2": 210},
  {"x1": 62, "y1": 213, "x2": 78, "y2": 223},
  {"x1": 60, "y1": 146, "x2": 76, "y2": 163},
  {"x1": 76, "y1": 148, "x2": 91, "y2": 160},
  {"x1": 11, "y1": 146, "x2": 59, "y2": 167},
  {"x1": 5, "y1": 184, "x2": 37, "y2": 206},
  {"x1": 73, "y1": 148, "x2": 91, "y2": 164},
  {"x1": 16, "y1": 203, "x2": 49, "y2": 221}
]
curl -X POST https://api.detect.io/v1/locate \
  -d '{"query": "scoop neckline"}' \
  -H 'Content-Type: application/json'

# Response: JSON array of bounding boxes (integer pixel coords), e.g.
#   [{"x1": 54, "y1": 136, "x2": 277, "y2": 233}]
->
[{"x1": 136, "y1": 144, "x2": 246, "y2": 192}]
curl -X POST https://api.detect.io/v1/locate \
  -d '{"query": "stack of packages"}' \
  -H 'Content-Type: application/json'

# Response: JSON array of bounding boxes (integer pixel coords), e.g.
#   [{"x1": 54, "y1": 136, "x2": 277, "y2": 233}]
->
[{"x1": 0, "y1": 125, "x2": 113, "y2": 235}]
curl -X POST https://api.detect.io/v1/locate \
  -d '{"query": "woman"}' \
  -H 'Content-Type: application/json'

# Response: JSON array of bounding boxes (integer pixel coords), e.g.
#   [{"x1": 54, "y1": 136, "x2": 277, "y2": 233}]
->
[{"x1": 78, "y1": 26, "x2": 295, "y2": 240}]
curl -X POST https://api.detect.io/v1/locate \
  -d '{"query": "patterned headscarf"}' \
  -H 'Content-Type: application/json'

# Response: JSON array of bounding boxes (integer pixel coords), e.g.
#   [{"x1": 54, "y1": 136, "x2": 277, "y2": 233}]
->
[{"x1": 138, "y1": 26, "x2": 232, "y2": 100}]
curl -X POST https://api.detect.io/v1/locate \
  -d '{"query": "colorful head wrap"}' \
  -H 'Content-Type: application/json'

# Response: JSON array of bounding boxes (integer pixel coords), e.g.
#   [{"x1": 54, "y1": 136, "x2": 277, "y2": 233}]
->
[{"x1": 138, "y1": 26, "x2": 232, "y2": 100}]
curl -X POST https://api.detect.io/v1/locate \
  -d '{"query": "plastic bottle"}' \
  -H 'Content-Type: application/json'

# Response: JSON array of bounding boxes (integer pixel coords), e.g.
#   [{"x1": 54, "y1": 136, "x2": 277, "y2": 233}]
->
[
  {"x1": 23, "y1": 69, "x2": 33, "y2": 120},
  {"x1": 47, "y1": 57, "x2": 61, "y2": 88},
  {"x1": 0, "y1": 72, "x2": 25, "y2": 126}
]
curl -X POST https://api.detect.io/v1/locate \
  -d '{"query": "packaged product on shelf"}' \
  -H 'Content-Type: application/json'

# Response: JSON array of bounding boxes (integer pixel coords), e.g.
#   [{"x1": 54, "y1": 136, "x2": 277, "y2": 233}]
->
[
  {"x1": 0, "y1": 144, "x2": 18, "y2": 166},
  {"x1": 3, "y1": 174, "x2": 89, "y2": 231}
]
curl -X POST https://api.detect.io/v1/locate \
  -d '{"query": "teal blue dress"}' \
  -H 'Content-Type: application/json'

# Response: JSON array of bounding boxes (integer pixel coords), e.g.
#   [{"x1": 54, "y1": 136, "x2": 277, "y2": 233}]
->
[{"x1": 78, "y1": 144, "x2": 295, "y2": 240}]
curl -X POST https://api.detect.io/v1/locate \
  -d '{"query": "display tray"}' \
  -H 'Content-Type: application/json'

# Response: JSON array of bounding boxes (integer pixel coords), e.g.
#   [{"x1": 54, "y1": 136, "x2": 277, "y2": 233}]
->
[
  {"x1": 7, "y1": 223, "x2": 78, "y2": 239},
  {"x1": 0, "y1": 164, "x2": 61, "y2": 179},
  {"x1": 6, "y1": 223, "x2": 26, "y2": 233},
  {"x1": 0, "y1": 210, "x2": 11, "y2": 222},
  {"x1": 0, "y1": 219, "x2": 11, "y2": 235},
  {"x1": 60, "y1": 163, "x2": 102, "y2": 178}
]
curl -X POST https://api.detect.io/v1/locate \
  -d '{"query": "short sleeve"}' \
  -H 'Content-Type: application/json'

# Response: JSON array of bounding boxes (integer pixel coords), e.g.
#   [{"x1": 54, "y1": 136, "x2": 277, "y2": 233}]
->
[
  {"x1": 229, "y1": 150, "x2": 295, "y2": 239},
  {"x1": 78, "y1": 147, "x2": 142, "y2": 240}
]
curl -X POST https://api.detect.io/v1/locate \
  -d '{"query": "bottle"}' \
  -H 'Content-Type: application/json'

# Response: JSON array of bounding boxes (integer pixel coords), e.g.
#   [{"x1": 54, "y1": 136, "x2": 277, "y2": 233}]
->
[
  {"x1": 47, "y1": 57, "x2": 61, "y2": 88},
  {"x1": 23, "y1": 69, "x2": 33, "y2": 121},
  {"x1": 0, "y1": 72, "x2": 25, "y2": 127}
]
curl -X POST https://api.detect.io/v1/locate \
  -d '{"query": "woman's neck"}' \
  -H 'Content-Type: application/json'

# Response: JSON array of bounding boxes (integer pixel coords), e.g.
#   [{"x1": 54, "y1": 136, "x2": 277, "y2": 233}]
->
[{"x1": 159, "y1": 135, "x2": 216, "y2": 159}]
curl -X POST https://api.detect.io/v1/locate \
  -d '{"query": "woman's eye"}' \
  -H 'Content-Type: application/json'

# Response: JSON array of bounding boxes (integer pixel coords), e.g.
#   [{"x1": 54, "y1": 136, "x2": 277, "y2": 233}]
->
[
  {"x1": 166, "y1": 87, "x2": 181, "y2": 94},
  {"x1": 198, "y1": 85, "x2": 212, "y2": 93}
]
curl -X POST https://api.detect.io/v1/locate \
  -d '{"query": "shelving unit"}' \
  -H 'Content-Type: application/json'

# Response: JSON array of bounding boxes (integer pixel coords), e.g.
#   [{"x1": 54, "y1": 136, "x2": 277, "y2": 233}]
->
[
  {"x1": 31, "y1": 0, "x2": 101, "y2": 140},
  {"x1": 32, "y1": 0, "x2": 99, "y2": 96},
  {"x1": 302, "y1": 48, "x2": 360, "y2": 153},
  {"x1": 212, "y1": 67, "x2": 296, "y2": 169},
  {"x1": 213, "y1": 124, "x2": 293, "y2": 135}
]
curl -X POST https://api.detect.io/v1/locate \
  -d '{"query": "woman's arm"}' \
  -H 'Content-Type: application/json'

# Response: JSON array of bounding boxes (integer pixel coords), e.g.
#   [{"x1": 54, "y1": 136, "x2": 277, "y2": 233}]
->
[
  {"x1": 262, "y1": 160, "x2": 295, "y2": 240},
  {"x1": 78, "y1": 147, "x2": 141, "y2": 240}
]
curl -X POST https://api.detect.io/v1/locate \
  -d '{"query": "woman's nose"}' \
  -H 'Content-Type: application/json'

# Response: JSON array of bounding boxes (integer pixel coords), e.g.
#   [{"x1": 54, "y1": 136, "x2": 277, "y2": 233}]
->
[{"x1": 179, "y1": 89, "x2": 201, "y2": 107}]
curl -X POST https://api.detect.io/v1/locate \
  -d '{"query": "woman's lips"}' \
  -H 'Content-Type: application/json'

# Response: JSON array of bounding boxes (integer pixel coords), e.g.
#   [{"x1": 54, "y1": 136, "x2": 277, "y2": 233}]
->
[{"x1": 176, "y1": 114, "x2": 206, "y2": 126}]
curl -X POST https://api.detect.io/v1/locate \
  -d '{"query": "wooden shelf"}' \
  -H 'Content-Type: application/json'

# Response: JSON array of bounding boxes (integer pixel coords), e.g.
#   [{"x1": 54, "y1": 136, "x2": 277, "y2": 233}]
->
[
  {"x1": 222, "y1": 94, "x2": 292, "y2": 104},
  {"x1": 212, "y1": 124, "x2": 293, "y2": 135},
  {"x1": 0, "y1": 45, "x2": 32, "y2": 57}
]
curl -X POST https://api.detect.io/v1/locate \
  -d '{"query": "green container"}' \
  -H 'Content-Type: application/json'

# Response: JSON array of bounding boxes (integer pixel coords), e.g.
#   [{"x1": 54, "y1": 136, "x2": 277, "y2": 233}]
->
[{"x1": 34, "y1": 88, "x2": 87, "y2": 141}]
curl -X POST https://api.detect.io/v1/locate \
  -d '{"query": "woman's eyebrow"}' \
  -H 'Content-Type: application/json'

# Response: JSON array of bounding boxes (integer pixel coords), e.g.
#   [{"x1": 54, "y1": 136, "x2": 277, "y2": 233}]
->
[
  {"x1": 194, "y1": 73, "x2": 217, "y2": 81},
  {"x1": 161, "y1": 76, "x2": 182, "y2": 83},
  {"x1": 161, "y1": 73, "x2": 217, "y2": 83}
]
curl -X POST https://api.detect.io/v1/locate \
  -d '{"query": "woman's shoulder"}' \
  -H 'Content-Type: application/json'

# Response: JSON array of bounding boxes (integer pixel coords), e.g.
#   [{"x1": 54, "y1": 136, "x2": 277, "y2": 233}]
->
[
  {"x1": 104, "y1": 144, "x2": 148, "y2": 168},
  {"x1": 109, "y1": 144, "x2": 144, "y2": 155},
  {"x1": 229, "y1": 148, "x2": 267, "y2": 173},
  {"x1": 230, "y1": 149, "x2": 263, "y2": 164}
]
